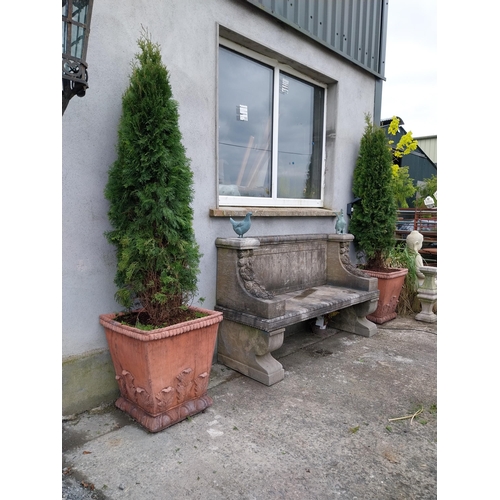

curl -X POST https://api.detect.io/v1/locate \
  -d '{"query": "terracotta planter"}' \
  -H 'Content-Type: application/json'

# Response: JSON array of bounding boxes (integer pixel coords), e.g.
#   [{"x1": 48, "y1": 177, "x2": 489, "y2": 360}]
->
[
  {"x1": 99, "y1": 307, "x2": 223, "y2": 433},
  {"x1": 362, "y1": 268, "x2": 408, "y2": 324}
]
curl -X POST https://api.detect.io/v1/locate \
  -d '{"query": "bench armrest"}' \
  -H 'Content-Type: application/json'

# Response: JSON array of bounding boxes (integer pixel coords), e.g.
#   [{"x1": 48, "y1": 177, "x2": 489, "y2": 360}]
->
[
  {"x1": 326, "y1": 234, "x2": 378, "y2": 292},
  {"x1": 215, "y1": 238, "x2": 286, "y2": 319}
]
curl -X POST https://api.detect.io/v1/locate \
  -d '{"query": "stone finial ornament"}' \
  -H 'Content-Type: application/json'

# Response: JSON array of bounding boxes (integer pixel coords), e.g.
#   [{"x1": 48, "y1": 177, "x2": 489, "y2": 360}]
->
[
  {"x1": 230, "y1": 212, "x2": 252, "y2": 238},
  {"x1": 335, "y1": 209, "x2": 347, "y2": 234}
]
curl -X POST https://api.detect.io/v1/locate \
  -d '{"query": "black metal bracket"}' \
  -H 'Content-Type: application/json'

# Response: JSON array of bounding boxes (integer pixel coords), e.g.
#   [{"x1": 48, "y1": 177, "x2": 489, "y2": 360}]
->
[{"x1": 346, "y1": 197, "x2": 361, "y2": 217}]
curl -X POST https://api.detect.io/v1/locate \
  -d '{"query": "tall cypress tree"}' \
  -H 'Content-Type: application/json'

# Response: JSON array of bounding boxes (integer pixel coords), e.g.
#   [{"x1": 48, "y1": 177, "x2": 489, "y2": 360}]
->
[
  {"x1": 349, "y1": 115, "x2": 397, "y2": 269},
  {"x1": 104, "y1": 32, "x2": 200, "y2": 326}
]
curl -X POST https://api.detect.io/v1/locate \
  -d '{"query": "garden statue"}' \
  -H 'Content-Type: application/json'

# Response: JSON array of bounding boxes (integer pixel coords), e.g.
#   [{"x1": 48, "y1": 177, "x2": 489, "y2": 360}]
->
[
  {"x1": 230, "y1": 212, "x2": 252, "y2": 238},
  {"x1": 406, "y1": 230, "x2": 425, "y2": 286},
  {"x1": 335, "y1": 209, "x2": 347, "y2": 234}
]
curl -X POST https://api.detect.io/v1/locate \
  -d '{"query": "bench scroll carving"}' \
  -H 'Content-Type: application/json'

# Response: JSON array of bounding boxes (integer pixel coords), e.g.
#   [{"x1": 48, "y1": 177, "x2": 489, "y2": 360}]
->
[
  {"x1": 237, "y1": 249, "x2": 274, "y2": 299},
  {"x1": 339, "y1": 241, "x2": 370, "y2": 278}
]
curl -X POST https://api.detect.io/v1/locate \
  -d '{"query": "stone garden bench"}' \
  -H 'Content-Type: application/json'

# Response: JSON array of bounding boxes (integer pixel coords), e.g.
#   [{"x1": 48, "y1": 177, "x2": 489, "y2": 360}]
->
[{"x1": 214, "y1": 233, "x2": 380, "y2": 385}]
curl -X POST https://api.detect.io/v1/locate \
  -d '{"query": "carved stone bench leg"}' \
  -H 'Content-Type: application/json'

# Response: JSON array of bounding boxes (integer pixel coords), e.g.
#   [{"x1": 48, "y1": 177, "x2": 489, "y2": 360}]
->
[
  {"x1": 330, "y1": 299, "x2": 378, "y2": 337},
  {"x1": 217, "y1": 319, "x2": 285, "y2": 386}
]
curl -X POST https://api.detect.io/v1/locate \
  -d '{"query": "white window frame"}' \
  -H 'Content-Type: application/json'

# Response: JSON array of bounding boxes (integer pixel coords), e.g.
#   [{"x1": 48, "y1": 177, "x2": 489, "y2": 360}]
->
[{"x1": 218, "y1": 39, "x2": 327, "y2": 208}]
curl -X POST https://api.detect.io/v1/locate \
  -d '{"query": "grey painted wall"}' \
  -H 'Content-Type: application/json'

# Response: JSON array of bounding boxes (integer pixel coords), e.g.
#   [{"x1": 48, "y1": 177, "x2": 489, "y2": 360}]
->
[{"x1": 62, "y1": 0, "x2": 377, "y2": 413}]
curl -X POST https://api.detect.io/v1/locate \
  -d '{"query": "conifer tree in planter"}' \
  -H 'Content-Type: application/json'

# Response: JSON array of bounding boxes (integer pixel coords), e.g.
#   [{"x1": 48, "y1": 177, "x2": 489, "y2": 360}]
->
[
  {"x1": 99, "y1": 32, "x2": 222, "y2": 432},
  {"x1": 349, "y1": 115, "x2": 407, "y2": 324}
]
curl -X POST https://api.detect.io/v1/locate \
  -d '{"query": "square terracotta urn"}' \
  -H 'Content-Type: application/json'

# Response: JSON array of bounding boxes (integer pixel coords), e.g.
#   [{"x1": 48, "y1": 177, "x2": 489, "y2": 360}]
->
[
  {"x1": 100, "y1": 307, "x2": 223, "y2": 432},
  {"x1": 362, "y1": 268, "x2": 408, "y2": 324}
]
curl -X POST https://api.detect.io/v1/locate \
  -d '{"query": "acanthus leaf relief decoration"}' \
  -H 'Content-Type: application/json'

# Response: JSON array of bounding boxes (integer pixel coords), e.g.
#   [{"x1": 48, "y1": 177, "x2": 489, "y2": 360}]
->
[
  {"x1": 116, "y1": 370, "x2": 151, "y2": 407},
  {"x1": 194, "y1": 372, "x2": 209, "y2": 397},
  {"x1": 237, "y1": 249, "x2": 274, "y2": 299},
  {"x1": 176, "y1": 367, "x2": 194, "y2": 404},
  {"x1": 116, "y1": 370, "x2": 137, "y2": 403},
  {"x1": 339, "y1": 242, "x2": 370, "y2": 277},
  {"x1": 135, "y1": 386, "x2": 152, "y2": 408},
  {"x1": 381, "y1": 295, "x2": 399, "y2": 315},
  {"x1": 117, "y1": 366, "x2": 209, "y2": 412},
  {"x1": 155, "y1": 386, "x2": 176, "y2": 410}
]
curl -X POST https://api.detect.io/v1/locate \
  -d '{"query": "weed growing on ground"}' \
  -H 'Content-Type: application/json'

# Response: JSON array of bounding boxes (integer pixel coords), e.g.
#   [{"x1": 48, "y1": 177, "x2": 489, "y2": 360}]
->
[{"x1": 388, "y1": 403, "x2": 437, "y2": 426}]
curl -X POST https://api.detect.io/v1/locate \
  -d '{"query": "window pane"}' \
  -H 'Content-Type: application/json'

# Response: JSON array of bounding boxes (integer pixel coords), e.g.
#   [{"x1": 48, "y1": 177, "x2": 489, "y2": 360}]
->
[
  {"x1": 72, "y1": 1, "x2": 90, "y2": 24},
  {"x1": 62, "y1": 20, "x2": 68, "y2": 54},
  {"x1": 71, "y1": 26, "x2": 86, "y2": 59},
  {"x1": 277, "y1": 73, "x2": 324, "y2": 199},
  {"x1": 218, "y1": 47, "x2": 273, "y2": 198}
]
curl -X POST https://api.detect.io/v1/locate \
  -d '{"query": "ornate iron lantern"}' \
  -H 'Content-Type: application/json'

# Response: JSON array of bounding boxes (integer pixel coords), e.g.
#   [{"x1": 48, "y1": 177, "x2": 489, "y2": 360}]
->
[{"x1": 62, "y1": 0, "x2": 94, "y2": 115}]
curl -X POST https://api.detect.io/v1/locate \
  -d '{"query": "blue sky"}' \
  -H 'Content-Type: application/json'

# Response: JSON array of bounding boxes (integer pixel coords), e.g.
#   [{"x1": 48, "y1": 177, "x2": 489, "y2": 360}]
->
[{"x1": 381, "y1": 0, "x2": 437, "y2": 140}]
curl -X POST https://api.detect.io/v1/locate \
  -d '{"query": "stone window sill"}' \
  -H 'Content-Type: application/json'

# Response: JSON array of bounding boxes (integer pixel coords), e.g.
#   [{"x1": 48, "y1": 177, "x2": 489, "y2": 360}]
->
[{"x1": 209, "y1": 207, "x2": 338, "y2": 217}]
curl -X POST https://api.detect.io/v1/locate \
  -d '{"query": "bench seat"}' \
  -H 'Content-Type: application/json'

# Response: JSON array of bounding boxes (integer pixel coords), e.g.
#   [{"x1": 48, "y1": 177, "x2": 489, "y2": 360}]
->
[{"x1": 217, "y1": 284, "x2": 379, "y2": 332}]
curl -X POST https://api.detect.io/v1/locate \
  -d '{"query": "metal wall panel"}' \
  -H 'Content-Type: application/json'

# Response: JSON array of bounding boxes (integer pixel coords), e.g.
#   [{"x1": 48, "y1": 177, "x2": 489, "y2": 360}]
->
[
  {"x1": 245, "y1": 0, "x2": 387, "y2": 78},
  {"x1": 414, "y1": 136, "x2": 437, "y2": 164}
]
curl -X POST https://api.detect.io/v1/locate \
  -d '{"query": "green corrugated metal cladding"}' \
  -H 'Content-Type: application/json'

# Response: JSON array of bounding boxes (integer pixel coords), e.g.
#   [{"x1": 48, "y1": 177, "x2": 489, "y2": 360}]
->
[{"x1": 245, "y1": 0, "x2": 388, "y2": 78}]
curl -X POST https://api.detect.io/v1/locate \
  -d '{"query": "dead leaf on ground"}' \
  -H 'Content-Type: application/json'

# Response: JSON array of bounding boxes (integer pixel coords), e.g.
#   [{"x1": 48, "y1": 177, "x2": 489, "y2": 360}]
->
[{"x1": 383, "y1": 449, "x2": 399, "y2": 463}]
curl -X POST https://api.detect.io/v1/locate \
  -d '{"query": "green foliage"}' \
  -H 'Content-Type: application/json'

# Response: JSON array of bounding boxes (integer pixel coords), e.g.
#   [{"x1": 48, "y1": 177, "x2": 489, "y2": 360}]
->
[
  {"x1": 388, "y1": 117, "x2": 417, "y2": 208},
  {"x1": 385, "y1": 243, "x2": 419, "y2": 315},
  {"x1": 391, "y1": 165, "x2": 416, "y2": 209},
  {"x1": 349, "y1": 115, "x2": 397, "y2": 269},
  {"x1": 416, "y1": 174, "x2": 437, "y2": 208},
  {"x1": 104, "y1": 31, "x2": 200, "y2": 326}
]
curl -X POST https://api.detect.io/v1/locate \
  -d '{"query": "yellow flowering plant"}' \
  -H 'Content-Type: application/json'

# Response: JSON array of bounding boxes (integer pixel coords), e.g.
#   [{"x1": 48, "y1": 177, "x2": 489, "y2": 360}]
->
[{"x1": 387, "y1": 116, "x2": 418, "y2": 208}]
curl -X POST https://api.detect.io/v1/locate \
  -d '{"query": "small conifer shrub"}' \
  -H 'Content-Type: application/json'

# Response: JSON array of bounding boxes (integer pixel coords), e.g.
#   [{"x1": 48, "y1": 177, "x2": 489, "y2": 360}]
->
[
  {"x1": 349, "y1": 115, "x2": 397, "y2": 269},
  {"x1": 104, "y1": 32, "x2": 200, "y2": 327}
]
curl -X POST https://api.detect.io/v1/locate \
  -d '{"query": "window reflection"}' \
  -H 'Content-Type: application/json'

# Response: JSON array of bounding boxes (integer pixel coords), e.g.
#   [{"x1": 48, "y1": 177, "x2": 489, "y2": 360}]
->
[
  {"x1": 218, "y1": 45, "x2": 324, "y2": 203},
  {"x1": 278, "y1": 73, "x2": 323, "y2": 199},
  {"x1": 218, "y1": 47, "x2": 272, "y2": 197}
]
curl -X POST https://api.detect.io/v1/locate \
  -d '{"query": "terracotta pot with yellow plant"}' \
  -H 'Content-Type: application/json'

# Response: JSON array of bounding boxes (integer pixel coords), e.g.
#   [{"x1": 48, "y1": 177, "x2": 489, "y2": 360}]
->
[{"x1": 349, "y1": 115, "x2": 417, "y2": 324}]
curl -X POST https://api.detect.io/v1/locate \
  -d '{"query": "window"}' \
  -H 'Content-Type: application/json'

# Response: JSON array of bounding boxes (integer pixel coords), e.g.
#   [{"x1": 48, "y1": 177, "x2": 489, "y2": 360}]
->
[{"x1": 218, "y1": 42, "x2": 326, "y2": 207}]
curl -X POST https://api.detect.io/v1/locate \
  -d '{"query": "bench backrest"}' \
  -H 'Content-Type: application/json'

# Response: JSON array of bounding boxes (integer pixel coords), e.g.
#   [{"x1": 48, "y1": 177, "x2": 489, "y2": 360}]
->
[{"x1": 251, "y1": 234, "x2": 328, "y2": 294}]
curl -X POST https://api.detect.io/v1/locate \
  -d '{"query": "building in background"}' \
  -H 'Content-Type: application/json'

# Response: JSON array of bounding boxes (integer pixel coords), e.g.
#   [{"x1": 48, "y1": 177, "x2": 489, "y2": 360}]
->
[{"x1": 414, "y1": 135, "x2": 437, "y2": 167}]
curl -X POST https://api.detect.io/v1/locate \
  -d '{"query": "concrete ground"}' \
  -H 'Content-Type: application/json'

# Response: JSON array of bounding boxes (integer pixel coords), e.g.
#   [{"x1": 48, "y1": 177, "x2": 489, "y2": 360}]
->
[{"x1": 62, "y1": 316, "x2": 437, "y2": 499}]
